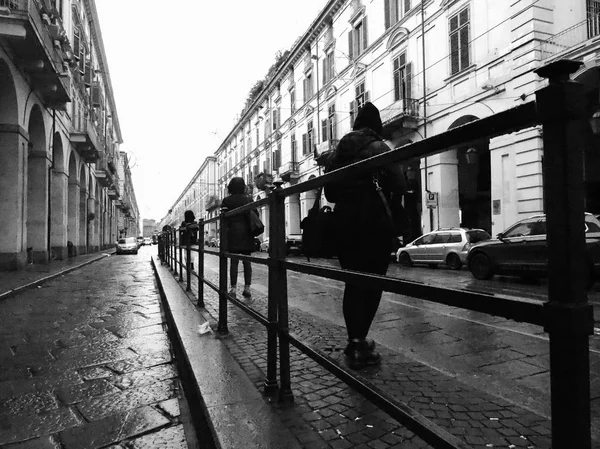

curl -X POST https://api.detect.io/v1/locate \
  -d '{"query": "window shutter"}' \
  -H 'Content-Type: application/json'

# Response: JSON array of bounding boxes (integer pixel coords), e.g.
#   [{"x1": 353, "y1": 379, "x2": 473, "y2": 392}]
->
[
  {"x1": 405, "y1": 62, "x2": 412, "y2": 101},
  {"x1": 362, "y1": 17, "x2": 368, "y2": 52},
  {"x1": 73, "y1": 27, "x2": 80, "y2": 59},
  {"x1": 332, "y1": 114, "x2": 337, "y2": 141},
  {"x1": 83, "y1": 59, "x2": 92, "y2": 86},
  {"x1": 322, "y1": 58, "x2": 327, "y2": 84},
  {"x1": 404, "y1": 0, "x2": 411, "y2": 14},
  {"x1": 365, "y1": 91, "x2": 370, "y2": 103},
  {"x1": 450, "y1": 31, "x2": 459, "y2": 74},
  {"x1": 348, "y1": 30, "x2": 354, "y2": 60},
  {"x1": 460, "y1": 25, "x2": 470, "y2": 70},
  {"x1": 349, "y1": 101, "x2": 356, "y2": 127},
  {"x1": 384, "y1": 0, "x2": 390, "y2": 29},
  {"x1": 321, "y1": 119, "x2": 328, "y2": 142},
  {"x1": 302, "y1": 133, "x2": 308, "y2": 155}
]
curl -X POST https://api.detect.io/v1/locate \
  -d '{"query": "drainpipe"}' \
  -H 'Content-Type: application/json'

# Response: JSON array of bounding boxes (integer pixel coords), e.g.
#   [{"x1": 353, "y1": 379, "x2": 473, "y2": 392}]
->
[
  {"x1": 421, "y1": 0, "x2": 433, "y2": 231},
  {"x1": 47, "y1": 109, "x2": 56, "y2": 258}
]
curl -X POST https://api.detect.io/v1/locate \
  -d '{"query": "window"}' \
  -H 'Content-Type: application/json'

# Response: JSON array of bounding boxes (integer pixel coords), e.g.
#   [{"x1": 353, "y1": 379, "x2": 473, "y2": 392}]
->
[
  {"x1": 349, "y1": 82, "x2": 369, "y2": 127},
  {"x1": 588, "y1": 0, "x2": 600, "y2": 38},
  {"x1": 322, "y1": 51, "x2": 335, "y2": 84},
  {"x1": 415, "y1": 233, "x2": 435, "y2": 245},
  {"x1": 303, "y1": 72, "x2": 314, "y2": 102},
  {"x1": 273, "y1": 139, "x2": 282, "y2": 170},
  {"x1": 348, "y1": 17, "x2": 368, "y2": 60},
  {"x1": 290, "y1": 88, "x2": 296, "y2": 114},
  {"x1": 385, "y1": 0, "x2": 411, "y2": 29},
  {"x1": 432, "y1": 233, "x2": 451, "y2": 244},
  {"x1": 247, "y1": 137, "x2": 252, "y2": 154},
  {"x1": 449, "y1": 233, "x2": 463, "y2": 243},
  {"x1": 291, "y1": 134, "x2": 298, "y2": 163},
  {"x1": 393, "y1": 52, "x2": 412, "y2": 103},
  {"x1": 449, "y1": 7, "x2": 470, "y2": 75},
  {"x1": 256, "y1": 127, "x2": 260, "y2": 146},
  {"x1": 302, "y1": 121, "x2": 314, "y2": 155},
  {"x1": 321, "y1": 103, "x2": 337, "y2": 143}
]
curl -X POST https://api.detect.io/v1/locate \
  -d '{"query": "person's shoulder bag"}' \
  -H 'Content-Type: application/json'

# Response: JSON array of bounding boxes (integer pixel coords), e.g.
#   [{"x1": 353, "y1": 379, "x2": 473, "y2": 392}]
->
[{"x1": 248, "y1": 210, "x2": 265, "y2": 237}]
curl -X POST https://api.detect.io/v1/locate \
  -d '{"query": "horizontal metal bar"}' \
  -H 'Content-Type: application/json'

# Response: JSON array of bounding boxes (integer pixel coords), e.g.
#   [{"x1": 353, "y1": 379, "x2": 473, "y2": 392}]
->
[
  {"x1": 221, "y1": 251, "x2": 269, "y2": 266},
  {"x1": 285, "y1": 331, "x2": 471, "y2": 449},
  {"x1": 225, "y1": 290, "x2": 270, "y2": 326},
  {"x1": 280, "y1": 102, "x2": 538, "y2": 198},
  {"x1": 222, "y1": 196, "x2": 270, "y2": 218},
  {"x1": 202, "y1": 249, "x2": 220, "y2": 257},
  {"x1": 203, "y1": 277, "x2": 219, "y2": 294},
  {"x1": 284, "y1": 260, "x2": 545, "y2": 326}
]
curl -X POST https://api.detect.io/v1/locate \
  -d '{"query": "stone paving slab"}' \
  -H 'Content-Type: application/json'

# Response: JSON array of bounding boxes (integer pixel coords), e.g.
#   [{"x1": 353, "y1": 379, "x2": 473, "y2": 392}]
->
[
  {"x1": 0, "y1": 253, "x2": 193, "y2": 448},
  {"x1": 176, "y1": 259, "x2": 600, "y2": 449}
]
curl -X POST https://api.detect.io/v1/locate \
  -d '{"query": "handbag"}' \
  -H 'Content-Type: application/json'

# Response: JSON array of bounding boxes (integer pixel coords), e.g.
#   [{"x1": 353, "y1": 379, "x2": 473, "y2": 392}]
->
[
  {"x1": 300, "y1": 187, "x2": 336, "y2": 260},
  {"x1": 248, "y1": 210, "x2": 265, "y2": 237}
]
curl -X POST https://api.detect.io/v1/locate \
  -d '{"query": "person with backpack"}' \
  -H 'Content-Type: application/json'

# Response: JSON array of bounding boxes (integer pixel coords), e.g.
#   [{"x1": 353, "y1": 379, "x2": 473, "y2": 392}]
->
[
  {"x1": 324, "y1": 102, "x2": 406, "y2": 369},
  {"x1": 181, "y1": 210, "x2": 197, "y2": 270},
  {"x1": 221, "y1": 177, "x2": 257, "y2": 300}
]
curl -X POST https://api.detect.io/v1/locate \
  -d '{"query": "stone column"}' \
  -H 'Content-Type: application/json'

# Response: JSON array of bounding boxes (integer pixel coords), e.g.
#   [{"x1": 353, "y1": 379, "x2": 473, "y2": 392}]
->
[
  {"x1": 50, "y1": 168, "x2": 68, "y2": 260},
  {"x1": 0, "y1": 125, "x2": 28, "y2": 269},
  {"x1": 67, "y1": 178, "x2": 79, "y2": 257}
]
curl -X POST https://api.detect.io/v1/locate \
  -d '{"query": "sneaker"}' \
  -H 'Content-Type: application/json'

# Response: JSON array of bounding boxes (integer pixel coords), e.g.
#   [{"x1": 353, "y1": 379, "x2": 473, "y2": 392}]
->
[
  {"x1": 228, "y1": 287, "x2": 236, "y2": 298},
  {"x1": 242, "y1": 287, "x2": 252, "y2": 299}
]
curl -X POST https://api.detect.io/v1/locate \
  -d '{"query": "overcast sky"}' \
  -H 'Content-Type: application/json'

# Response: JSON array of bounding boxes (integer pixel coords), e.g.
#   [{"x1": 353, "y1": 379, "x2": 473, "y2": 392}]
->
[{"x1": 94, "y1": 1, "x2": 327, "y2": 225}]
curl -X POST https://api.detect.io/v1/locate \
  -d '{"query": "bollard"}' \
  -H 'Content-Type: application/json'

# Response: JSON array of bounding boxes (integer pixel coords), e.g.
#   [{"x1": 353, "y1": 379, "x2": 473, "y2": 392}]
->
[
  {"x1": 269, "y1": 182, "x2": 292, "y2": 402},
  {"x1": 217, "y1": 208, "x2": 229, "y2": 335},
  {"x1": 198, "y1": 220, "x2": 205, "y2": 308},
  {"x1": 534, "y1": 59, "x2": 593, "y2": 449}
]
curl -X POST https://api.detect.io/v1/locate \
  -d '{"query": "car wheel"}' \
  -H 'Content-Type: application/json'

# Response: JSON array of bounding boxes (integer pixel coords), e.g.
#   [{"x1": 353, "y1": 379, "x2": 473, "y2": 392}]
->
[
  {"x1": 134, "y1": 251, "x2": 138, "y2": 255},
  {"x1": 470, "y1": 253, "x2": 493, "y2": 280},
  {"x1": 446, "y1": 253, "x2": 462, "y2": 270},
  {"x1": 398, "y1": 252, "x2": 412, "y2": 267}
]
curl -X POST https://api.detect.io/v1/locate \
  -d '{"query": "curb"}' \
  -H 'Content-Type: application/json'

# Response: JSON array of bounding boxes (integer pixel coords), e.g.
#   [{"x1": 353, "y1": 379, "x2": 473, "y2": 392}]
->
[
  {"x1": 150, "y1": 255, "x2": 301, "y2": 449},
  {"x1": 0, "y1": 252, "x2": 114, "y2": 303}
]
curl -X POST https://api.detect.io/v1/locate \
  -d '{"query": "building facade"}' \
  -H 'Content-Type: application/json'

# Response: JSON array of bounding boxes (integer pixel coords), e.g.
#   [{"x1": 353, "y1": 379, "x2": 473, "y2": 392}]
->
[
  {"x1": 116, "y1": 151, "x2": 139, "y2": 239},
  {"x1": 0, "y1": 0, "x2": 133, "y2": 269},
  {"x1": 165, "y1": 0, "x2": 600, "y2": 240}
]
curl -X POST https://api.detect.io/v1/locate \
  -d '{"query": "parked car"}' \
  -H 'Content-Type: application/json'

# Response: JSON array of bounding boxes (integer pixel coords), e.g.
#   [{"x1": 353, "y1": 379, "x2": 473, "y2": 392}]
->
[
  {"x1": 143, "y1": 237, "x2": 152, "y2": 246},
  {"x1": 396, "y1": 228, "x2": 491, "y2": 270},
  {"x1": 286, "y1": 234, "x2": 303, "y2": 255},
  {"x1": 116, "y1": 237, "x2": 138, "y2": 255},
  {"x1": 467, "y1": 213, "x2": 600, "y2": 286},
  {"x1": 254, "y1": 237, "x2": 261, "y2": 252},
  {"x1": 136, "y1": 236, "x2": 144, "y2": 247},
  {"x1": 207, "y1": 237, "x2": 220, "y2": 247},
  {"x1": 260, "y1": 237, "x2": 269, "y2": 252}
]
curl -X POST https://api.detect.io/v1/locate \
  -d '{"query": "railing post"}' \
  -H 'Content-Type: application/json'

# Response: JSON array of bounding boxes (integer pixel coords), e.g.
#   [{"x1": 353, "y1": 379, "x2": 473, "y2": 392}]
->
[
  {"x1": 535, "y1": 59, "x2": 593, "y2": 449},
  {"x1": 178, "y1": 227, "x2": 184, "y2": 282},
  {"x1": 217, "y1": 208, "x2": 229, "y2": 335},
  {"x1": 173, "y1": 229, "x2": 178, "y2": 275},
  {"x1": 269, "y1": 182, "x2": 292, "y2": 402},
  {"x1": 186, "y1": 227, "x2": 192, "y2": 292},
  {"x1": 170, "y1": 229, "x2": 174, "y2": 271},
  {"x1": 264, "y1": 194, "x2": 279, "y2": 396},
  {"x1": 198, "y1": 220, "x2": 205, "y2": 308}
]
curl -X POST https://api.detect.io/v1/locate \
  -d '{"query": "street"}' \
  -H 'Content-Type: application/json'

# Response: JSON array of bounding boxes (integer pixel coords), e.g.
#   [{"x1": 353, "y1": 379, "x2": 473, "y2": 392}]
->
[
  {"x1": 196, "y1": 250, "x2": 600, "y2": 443},
  {"x1": 0, "y1": 246, "x2": 201, "y2": 448}
]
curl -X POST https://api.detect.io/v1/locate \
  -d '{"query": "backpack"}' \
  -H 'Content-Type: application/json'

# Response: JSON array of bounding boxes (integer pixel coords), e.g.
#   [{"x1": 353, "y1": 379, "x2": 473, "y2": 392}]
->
[{"x1": 300, "y1": 188, "x2": 336, "y2": 261}]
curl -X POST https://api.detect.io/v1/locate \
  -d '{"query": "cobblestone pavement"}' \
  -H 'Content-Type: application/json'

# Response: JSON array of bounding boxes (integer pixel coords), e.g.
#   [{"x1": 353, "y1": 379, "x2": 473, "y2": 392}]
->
[
  {"x1": 181, "y1": 252, "x2": 598, "y2": 449},
  {"x1": 0, "y1": 249, "x2": 197, "y2": 448}
]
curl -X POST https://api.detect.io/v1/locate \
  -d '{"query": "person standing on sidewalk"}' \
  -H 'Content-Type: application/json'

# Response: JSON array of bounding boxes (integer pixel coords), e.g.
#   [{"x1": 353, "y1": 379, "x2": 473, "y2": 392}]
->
[
  {"x1": 181, "y1": 210, "x2": 197, "y2": 270},
  {"x1": 324, "y1": 102, "x2": 406, "y2": 369},
  {"x1": 221, "y1": 177, "x2": 256, "y2": 300}
]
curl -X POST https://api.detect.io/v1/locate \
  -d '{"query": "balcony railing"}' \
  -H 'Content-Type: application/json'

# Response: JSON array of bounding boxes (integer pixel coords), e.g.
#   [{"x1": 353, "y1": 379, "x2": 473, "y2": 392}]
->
[
  {"x1": 541, "y1": 16, "x2": 600, "y2": 60},
  {"x1": 94, "y1": 154, "x2": 114, "y2": 188},
  {"x1": 70, "y1": 118, "x2": 100, "y2": 163},
  {"x1": 278, "y1": 161, "x2": 300, "y2": 182}
]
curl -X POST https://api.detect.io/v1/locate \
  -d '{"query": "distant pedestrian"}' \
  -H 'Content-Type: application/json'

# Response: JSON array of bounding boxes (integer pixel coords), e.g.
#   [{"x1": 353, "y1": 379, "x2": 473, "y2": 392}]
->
[
  {"x1": 221, "y1": 177, "x2": 257, "y2": 300},
  {"x1": 324, "y1": 102, "x2": 406, "y2": 369},
  {"x1": 181, "y1": 210, "x2": 197, "y2": 270}
]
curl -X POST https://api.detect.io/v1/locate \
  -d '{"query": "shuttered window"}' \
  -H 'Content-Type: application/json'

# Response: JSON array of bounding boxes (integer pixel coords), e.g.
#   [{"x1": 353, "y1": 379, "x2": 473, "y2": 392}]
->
[
  {"x1": 348, "y1": 17, "x2": 368, "y2": 60},
  {"x1": 449, "y1": 7, "x2": 470, "y2": 75}
]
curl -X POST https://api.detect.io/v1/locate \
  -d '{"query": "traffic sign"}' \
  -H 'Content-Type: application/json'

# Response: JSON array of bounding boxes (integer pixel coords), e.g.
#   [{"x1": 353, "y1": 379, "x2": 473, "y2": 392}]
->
[{"x1": 426, "y1": 192, "x2": 438, "y2": 209}]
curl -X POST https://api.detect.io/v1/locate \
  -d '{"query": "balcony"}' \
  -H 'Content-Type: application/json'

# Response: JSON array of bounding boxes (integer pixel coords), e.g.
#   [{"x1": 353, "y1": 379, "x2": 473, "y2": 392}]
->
[
  {"x1": 94, "y1": 154, "x2": 114, "y2": 187},
  {"x1": 279, "y1": 161, "x2": 300, "y2": 182},
  {"x1": 380, "y1": 98, "x2": 420, "y2": 137},
  {"x1": 205, "y1": 195, "x2": 221, "y2": 212},
  {"x1": 0, "y1": 0, "x2": 71, "y2": 109},
  {"x1": 541, "y1": 15, "x2": 600, "y2": 61},
  {"x1": 70, "y1": 118, "x2": 100, "y2": 163},
  {"x1": 107, "y1": 185, "x2": 120, "y2": 200}
]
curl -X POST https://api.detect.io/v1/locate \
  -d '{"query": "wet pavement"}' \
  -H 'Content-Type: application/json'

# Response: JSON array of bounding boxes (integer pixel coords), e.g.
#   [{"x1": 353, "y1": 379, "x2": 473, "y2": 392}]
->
[
  {"x1": 181, "y1": 250, "x2": 600, "y2": 448},
  {"x1": 0, "y1": 247, "x2": 198, "y2": 448}
]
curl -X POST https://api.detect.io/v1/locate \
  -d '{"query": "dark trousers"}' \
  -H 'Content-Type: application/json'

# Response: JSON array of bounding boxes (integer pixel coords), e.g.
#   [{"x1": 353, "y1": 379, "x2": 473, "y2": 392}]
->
[
  {"x1": 337, "y1": 239, "x2": 391, "y2": 341},
  {"x1": 230, "y1": 251, "x2": 252, "y2": 286}
]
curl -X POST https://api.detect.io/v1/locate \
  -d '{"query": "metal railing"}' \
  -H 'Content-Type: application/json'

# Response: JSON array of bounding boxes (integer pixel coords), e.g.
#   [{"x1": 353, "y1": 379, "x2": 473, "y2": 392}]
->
[
  {"x1": 541, "y1": 15, "x2": 600, "y2": 60},
  {"x1": 159, "y1": 60, "x2": 594, "y2": 449}
]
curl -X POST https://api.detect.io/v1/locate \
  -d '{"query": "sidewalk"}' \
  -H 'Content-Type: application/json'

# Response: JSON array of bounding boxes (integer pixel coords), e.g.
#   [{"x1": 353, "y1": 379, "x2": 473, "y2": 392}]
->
[
  {"x1": 0, "y1": 251, "x2": 114, "y2": 301},
  {"x1": 155, "y1": 256, "x2": 589, "y2": 449}
]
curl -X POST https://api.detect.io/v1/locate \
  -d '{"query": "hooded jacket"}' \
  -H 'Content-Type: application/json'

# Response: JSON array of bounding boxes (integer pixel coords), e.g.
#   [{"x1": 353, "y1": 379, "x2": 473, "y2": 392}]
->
[
  {"x1": 221, "y1": 177, "x2": 256, "y2": 253},
  {"x1": 324, "y1": 102, "x2": 406, "y2": 238}
]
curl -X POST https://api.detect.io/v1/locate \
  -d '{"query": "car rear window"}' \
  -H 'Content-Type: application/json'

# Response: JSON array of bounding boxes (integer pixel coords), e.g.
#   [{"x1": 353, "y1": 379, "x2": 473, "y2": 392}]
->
[
  {"x1": 449, "y1": 233, "x2": 462, "y2": 243},
  {"x1": 467, "y1": 230, "x2": 491, "y2": 243},
  {"x1": 432, "y1": 233, "x2": 451, "y2": 244},
  {"x1": 586, "y1": 220, "x2": 600, "y2": 233},
  {"x1": 118, "y1": 239, "x2": 126, "y2": 244}
]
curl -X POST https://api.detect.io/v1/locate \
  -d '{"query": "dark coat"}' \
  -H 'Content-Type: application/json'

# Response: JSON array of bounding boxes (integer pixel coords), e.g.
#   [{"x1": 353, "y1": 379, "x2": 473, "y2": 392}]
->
[
  {"x1": 221, "y1": 194, "x2": 256, "y2": 253},
  {"x1": 324, "y1": 128, "x2": 406, "y2": 270}
]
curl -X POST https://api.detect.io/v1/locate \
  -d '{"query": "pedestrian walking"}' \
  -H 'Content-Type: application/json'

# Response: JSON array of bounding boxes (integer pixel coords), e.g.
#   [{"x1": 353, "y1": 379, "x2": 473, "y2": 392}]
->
[
  {"x1": 221, "y1": 177, "x2": 257, "y2": 300},
  {"x1": 324, "y1": 102, "x2": 406, "y2": 369},
  {"x1": 181, "y1": 210, "x2": 197, "y2": 270}
]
